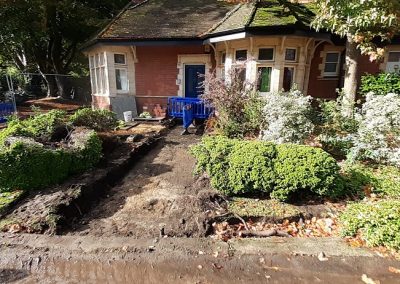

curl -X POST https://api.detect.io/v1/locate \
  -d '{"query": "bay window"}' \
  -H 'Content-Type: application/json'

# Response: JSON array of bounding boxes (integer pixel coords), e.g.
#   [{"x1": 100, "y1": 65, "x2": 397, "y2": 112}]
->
[{"x1": 89, "y1": 53, "x2": 107, "y2": 95}]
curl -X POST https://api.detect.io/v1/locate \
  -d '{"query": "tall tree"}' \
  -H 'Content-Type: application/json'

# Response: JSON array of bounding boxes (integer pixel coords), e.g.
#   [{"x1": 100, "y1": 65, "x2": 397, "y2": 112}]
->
[
  {"x1": 0, "y1": 0, "x2": 128, "y2": 98},
  {"x1": 312, "y1": 0, "x2": 400, "y2": 114}
]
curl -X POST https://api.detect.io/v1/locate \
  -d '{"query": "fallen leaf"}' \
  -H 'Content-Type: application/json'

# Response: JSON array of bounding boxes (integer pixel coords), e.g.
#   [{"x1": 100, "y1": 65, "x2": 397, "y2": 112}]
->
[
  {"x1": 388, "y1": 266, "x2": 400, "y2": 274},
  {"x1": 361, "y1": 274, "x2": 380, "y2": 284}
]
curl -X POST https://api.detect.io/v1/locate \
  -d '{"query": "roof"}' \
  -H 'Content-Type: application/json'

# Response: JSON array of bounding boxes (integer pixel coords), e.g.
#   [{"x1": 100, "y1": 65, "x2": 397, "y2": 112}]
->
[
  {"x1": 99, "y1": 0, "x2": 235, "y2": 40},
  {"x1": 92, "y1": 0, "x2": 319, "y2": 45}
]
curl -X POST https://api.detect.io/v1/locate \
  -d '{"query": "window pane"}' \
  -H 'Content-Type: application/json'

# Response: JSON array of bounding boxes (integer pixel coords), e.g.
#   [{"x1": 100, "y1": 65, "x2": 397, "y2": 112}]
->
[
  {"x1": 100, "y1": 53, "x2": 105, "y2": 66},
  {"x1": 95, "y1": 68, "x2": 100, "y2": 93},
  {"x1": 324, "y1": 63, "x2": 338, "y2": 73},
  {"x1": 89, "y1": 56, "x2": 94, "y2": 69},
  {"x1": 221, "y1": 52, "x2": 226, "y2": 65},
  {"x1": 258, "y1": 67, "x2": 272, "y2": 92},
  {"x1": 116, "y1": 69, "x2": 128, "y2": 91},
  {"x1": 259, "y1": 48, "x2": 274, "y2": 61},
  {"x1": 95, "y1": 54, "x2": 100, "y2": 67},
  {"x1": 283, "y1": 67, "x2": 294, "y2": 92},
  {"x1": 388, "y1": 52, "x2": 400, "y2": 62},
  {"x1": 326, "y1": 53, "x2": 339, "y2": 63},
  {"x1": 90, "y1": 70, "x2": 96, "y2": 94},
  {"x1": 285, "y1": 48, "x2": 297, "y2": 61},
  {"x1": 114, "y1": 54, "x2": 126, "y2": 64},
  {"x1": 101, "y1": 67, "x2": 106, "y2": 93},
  {"x1": 235, "y1": 50, "x2": 247, "y2": 61}
]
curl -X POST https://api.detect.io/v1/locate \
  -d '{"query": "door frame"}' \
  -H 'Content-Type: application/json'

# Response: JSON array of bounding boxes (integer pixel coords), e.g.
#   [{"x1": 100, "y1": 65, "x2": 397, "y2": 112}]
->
[{"x1": 177, "y1": 54, "x2": 212, "y2": 97}]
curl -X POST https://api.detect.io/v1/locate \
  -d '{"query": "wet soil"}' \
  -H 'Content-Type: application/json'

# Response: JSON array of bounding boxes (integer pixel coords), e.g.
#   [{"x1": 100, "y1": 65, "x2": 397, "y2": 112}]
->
[
  {"x1": 1, "y1": 234, "x2": 400, "y2": 284},
  {"x1": 67, "y1": 127, "x2": 219, "y2": 238}
]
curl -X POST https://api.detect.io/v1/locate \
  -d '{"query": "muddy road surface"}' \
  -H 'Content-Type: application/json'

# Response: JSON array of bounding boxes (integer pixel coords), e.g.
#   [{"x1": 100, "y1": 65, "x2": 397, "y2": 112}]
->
[{"x1": 66, "y1": 127, "x2": 217, "y2": 238}]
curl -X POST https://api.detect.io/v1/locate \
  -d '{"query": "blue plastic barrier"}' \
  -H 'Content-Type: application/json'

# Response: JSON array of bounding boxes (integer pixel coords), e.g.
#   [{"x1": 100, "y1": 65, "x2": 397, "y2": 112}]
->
[
  {"x1": 0, "y1": 103, "x2": 15, "y2": 123},
  {"x1": 167, "y1": 97, "x2": 213, "y2": 133}
]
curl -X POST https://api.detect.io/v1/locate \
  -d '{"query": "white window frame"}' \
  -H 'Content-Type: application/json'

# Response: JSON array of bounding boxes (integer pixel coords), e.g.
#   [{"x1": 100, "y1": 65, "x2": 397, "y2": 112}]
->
[
  {"x1": 257, "y1": 47, "x2": 275, "y2": 62},
  {"x1": 89, "y1": 52, "x2": 107, "y2": 95},
  {"x1": 285, "y1": 47, "x2": 298, "y2": 62},
  {"x1": 323, "y1": 52, "x2": 341, "y2": 77},
  {"x1": 386, "y1": 51, "x2": 400, "y2": 73},
  {"x1": 114, "y1": 53, "x2": 129, "y2": 93},
  {"x1": 257, "y1": 64, "x2": 273, "y2": 95}
]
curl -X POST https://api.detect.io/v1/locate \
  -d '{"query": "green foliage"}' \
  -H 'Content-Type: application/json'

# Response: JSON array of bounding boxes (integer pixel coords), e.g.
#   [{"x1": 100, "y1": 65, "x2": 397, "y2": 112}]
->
[
  {"x1": 317, "y1": 97, "x2": 359, "y2": 157},
  {"x1": 202, "y1": 70, "x2": 264, "y2": 138},
  {"x1": 0, "y1": 130, "x2": 102, "y2": 192},
  {"x1": 272, "y1": 144, "x2": 344, "y2": 201},
  {"x1": 70, "y1": 108, "x2": 118, "y2": 131},
  {"x1": 360, "y1": 73, "x2": 400, "y2": 96},
  {"x1": 227, "y1": 141, "x2": 276, "y2": 195},
  {"x1": 0, "y1": 110, "x2": 67, "y2": 145},
  {"x1": 190, "y1": 136, "x2": 344, "y2": 201},
  {"x1": 312, "y1": 0, "x2": 400, "y2": 58},
  {"x1": 340, "y1": 200, "x2": 400, "y2": 250},
  {"x1": 342, "y1": 163, "x2": 400, "y2": 198}
]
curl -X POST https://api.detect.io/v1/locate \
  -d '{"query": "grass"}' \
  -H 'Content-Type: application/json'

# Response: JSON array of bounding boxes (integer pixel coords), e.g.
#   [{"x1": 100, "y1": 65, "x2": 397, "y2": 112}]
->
[
  {"x1": 228, "y1": 197, "x2": 301, "y2": 219},
  {"x1": 0, "y1": 190, "x2": 24, "y2": 214}
]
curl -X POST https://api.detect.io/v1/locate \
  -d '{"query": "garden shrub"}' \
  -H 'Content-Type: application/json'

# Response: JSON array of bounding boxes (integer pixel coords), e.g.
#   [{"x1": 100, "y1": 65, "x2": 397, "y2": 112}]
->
[
  {"x1": 260, "y1": 89, "x2": 314, "y2": 144},
  {"x1": 0, "y1": 129, "x2": 102, "y2": 192},
  {"x1": 272, "y1": 144, "x2": 344, "y2": 201},
  {"x1": 340, "y1": 200, "x2": 400, "y2": 250},
  {"x1": 227, "y1": 141, "x2": 276, "y2": 195},
  {"x1": 70, "y1": 108, "x2": 118, "y2": 131},
  {"x1": 202, "y1": 69, "x2": 264, "y2": 138},
  {"x1": 191, "y1": 136, "x2": 343, "y2": 201},
  {"x1": 317, "y1": 96, "x2": 359, "y2": 157},
  {"x1": 360, "y1": 72, "x2": 400, "y2": 96},
  {"x1": 190, "y1": 135, "x2": 236, "y2": 191},
  {"x1": 342, "y1": 163, "x2": 400, "y2": 198},
  {"x1": 349, "y1": 93, "x2": 400, "y2": 166},
  {"x1": 0, "y1": 110, "x2": 67, "y2": 145}
]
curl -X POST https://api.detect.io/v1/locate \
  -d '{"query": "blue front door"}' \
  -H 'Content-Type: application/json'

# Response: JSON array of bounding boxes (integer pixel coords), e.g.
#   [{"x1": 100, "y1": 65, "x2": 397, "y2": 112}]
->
[{"x1": 184, "y1": 65, "x2": 205, "y2": 98}]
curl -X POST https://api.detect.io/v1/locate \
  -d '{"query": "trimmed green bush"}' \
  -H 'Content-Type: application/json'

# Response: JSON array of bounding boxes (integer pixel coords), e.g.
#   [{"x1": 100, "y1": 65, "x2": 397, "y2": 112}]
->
[
  {"x1": 227, "y1": 141, "x2": 276, "y2": 195},
  {"x1": 190, "y1": 136, "x2": 344, "y2": 201},
  {"x1": 0, "y1": 110, "x2": 66, "y2": 145},
  {"x1": 360, "y1": 72, "x2": 400, "y2": 96},
  {"x1": 70, "y1": 108, "x2": 118, "y2": 131},
  {"x1": 272, "y1": 144, "x2": 344, "y2": 201},
  {"x1": 0, "y1": 129, "x2": 102, "y2": 192},
  {"x1": 340, "y1": 200, "x2": 400, "y2": 250}
]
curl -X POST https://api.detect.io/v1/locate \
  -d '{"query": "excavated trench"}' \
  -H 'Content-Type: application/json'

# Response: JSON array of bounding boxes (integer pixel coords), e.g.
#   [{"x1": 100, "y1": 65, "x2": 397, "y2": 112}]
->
[{"x1": 65, "y1": 127, "x2": 220, "y2": 238}]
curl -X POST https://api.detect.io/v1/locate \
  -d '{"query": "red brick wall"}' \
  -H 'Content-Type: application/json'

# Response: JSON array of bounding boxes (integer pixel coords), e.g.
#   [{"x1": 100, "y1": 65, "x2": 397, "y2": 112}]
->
[
  {"x1": 92, "y1": 96, "x2": 111, "y2": 110},
  {"x1": 135, "y1": 45, "x2": 207, "y2": 114},
  {"x1": 307, "y1": 44, "x2": 381, "y2": 100}
]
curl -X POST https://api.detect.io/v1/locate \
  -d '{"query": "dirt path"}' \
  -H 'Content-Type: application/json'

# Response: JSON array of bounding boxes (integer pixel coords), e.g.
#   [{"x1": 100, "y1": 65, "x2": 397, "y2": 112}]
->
[
  {"x1": 68, "y1": 127, "x2": 216, "y2": 238},
  {"x1": 1, "y1": 234, "x2": 400, "y2": 284}
]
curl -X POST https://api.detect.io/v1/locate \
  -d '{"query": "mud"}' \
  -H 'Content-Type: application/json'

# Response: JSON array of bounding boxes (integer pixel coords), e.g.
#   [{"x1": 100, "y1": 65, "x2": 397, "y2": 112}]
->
[
  {"x1": 67, "y1": 127, "x2": 220, "y2": 238},
  {"x1": 1, "y1": 234, "x2": 400, "y2": 284}
]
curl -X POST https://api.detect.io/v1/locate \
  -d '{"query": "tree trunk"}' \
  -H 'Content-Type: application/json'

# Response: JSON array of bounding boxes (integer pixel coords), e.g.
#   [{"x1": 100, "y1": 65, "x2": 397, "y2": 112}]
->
[
  {"x1": 55, "y1": 75, "x2": 71, "y2": 99},
  {"x1": 342, "y1": 34, "x2": 360, "y2": 117},
  {"x1": 44, "y1": 74, "x2": 58, "y2": 97}
]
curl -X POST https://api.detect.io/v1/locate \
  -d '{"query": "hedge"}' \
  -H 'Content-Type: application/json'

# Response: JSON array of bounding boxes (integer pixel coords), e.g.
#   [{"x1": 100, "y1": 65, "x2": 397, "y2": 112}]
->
[
  {"x1": 360, "y1": 72, "x2": 400, "y2": 96},
  {"x1": 0, "y1": 110, "x2": 66, "y2": 146},
  {"x1": 340, "y1": 200, "x2": 400, "y2": 250},
  {"x1": 190, "y1": 136, "x2": 344, "y2": 201},
  {"x1": 0, "y1": 129, "x2": 102, "y2": 192},
  {"x1": 69, "y1": 108, "x2": 118, "y2": 131}
]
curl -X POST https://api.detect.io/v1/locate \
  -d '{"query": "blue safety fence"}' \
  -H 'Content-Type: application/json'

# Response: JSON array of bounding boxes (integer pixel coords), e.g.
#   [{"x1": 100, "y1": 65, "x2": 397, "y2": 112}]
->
[
  {"x1": 167, "y1": 97, "x2": 213, "y2": 119},
  {"x1": 167, "y1": 97, "x2": 213, "y2": 131},
  {"x1": 0, "y1": 103, "x2": 15, "y2": 123}
]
